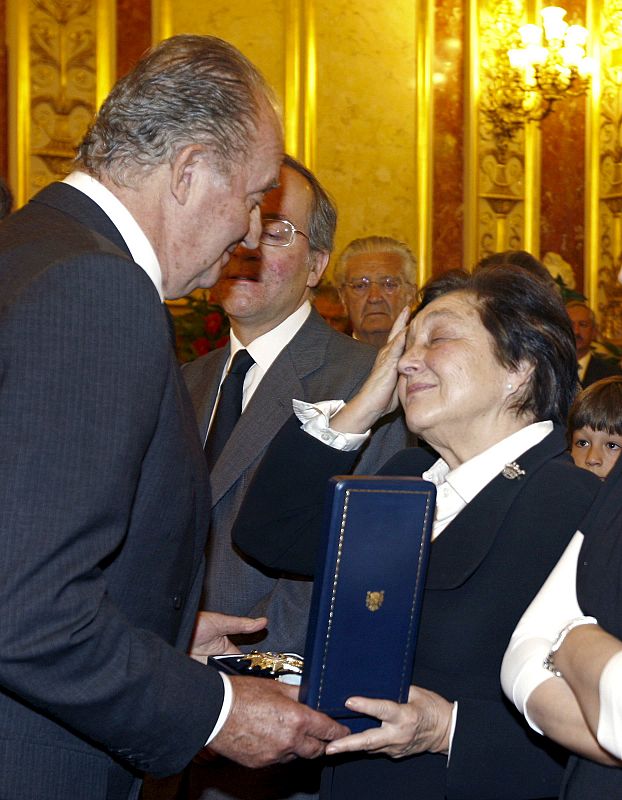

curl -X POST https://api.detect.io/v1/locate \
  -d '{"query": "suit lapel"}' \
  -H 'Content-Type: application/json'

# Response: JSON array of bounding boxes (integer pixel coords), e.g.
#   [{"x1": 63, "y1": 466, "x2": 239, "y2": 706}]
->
[
  {"x1": 185, "y1": 347, "x2": 230, "y2": 442},
  {"x1": 426, "y1": 426, "x2": 569, "y2": 589},
  {"x1": 31, "y1": 182, "x2": 132, "y2": 255},
  {"x1": 209, "y1": 310, "x2": 331, "y2": 507}
]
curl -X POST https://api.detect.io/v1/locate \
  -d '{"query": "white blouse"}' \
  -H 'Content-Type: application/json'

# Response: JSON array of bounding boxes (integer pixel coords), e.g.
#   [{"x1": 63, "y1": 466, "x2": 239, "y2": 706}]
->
[{"x1": 501, "y1": 531, "x2": 622, "y2": 759}]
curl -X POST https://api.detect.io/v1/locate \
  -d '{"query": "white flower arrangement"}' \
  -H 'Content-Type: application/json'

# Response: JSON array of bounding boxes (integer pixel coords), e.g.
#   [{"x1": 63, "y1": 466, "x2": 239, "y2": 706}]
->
[{"x1": 542, "y1": 252, "x2": 576, "y2": 290}]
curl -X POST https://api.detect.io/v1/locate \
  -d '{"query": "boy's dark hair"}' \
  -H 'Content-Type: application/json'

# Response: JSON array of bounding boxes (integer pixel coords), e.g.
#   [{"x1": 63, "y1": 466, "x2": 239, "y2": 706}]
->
[{"x1": 567, "y1": 376, "x2": 622, "y2": 445}]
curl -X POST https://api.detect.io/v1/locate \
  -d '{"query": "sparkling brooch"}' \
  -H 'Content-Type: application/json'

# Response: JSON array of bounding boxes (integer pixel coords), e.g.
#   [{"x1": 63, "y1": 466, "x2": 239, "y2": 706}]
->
[{"x1": 502, "y1": 461, "x2": 526, "y2": 480}]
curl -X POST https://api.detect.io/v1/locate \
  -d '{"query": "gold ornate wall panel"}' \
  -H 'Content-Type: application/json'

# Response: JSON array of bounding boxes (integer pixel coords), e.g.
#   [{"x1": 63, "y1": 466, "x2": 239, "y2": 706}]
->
[
  {"x1": 7, "y1": 0, "x2": 115, "y2": 207},
  {"x1": 158, "y1": 0, "x2": 430, "y2": 285},
  {"x1": 314, "y1": 0, "x2": 426, "y2": 278},
  {"x1": 596, "y1": 0, "x2": 622, "y2": 339},
  {"x1": 472, "y1": 0, "x2": 530, "y2": 262},
  {"x1": 158, "y1": 1, "x2": 287, "y2": 114}
]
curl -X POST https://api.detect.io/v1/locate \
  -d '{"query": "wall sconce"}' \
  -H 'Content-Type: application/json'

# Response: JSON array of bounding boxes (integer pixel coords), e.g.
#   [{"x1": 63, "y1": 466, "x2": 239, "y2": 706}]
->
[{"x1": 482, "y1": 5, "x2": 593, "y2": 149}]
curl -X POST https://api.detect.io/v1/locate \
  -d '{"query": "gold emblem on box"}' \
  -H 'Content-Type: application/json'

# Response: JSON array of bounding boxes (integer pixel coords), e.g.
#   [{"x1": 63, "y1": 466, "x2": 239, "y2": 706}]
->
[{"x1": 366, "y1": 590, "x2": 385, "y2": 612}]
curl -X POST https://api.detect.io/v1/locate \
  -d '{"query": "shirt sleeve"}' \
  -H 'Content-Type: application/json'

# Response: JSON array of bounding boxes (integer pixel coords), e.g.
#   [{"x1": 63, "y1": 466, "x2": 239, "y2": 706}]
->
[
  {"x1": 597, "y1": 650, "x2": 622, "y2": 758},
  {"x1": 500, "y1": 531, "x2": 585, "y2": 733},
  {"x1": 292, "y1": 399, "x2": 370, "y2": 451},
  {"x1": 205, "y1": 673, "x2": 232, "y2": 746}
]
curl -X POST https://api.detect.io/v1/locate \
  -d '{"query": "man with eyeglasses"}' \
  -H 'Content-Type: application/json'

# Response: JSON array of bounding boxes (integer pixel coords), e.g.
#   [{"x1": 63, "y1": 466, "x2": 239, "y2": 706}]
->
[
  {"x1": 335, "y1": 235, "x2": 417, "y2": 348},
  {"x1": 182, "y1": 155, "x2": 411, "y2": 800}
]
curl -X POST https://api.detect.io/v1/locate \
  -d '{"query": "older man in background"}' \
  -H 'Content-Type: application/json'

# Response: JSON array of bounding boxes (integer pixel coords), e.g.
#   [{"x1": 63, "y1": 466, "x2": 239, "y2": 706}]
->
[
  {"x1": 334, "y1": 235, "x2": 417, "y2": 347},
  {"x1": 567, "y1": 300, "x2": 622, "y2": 387}
]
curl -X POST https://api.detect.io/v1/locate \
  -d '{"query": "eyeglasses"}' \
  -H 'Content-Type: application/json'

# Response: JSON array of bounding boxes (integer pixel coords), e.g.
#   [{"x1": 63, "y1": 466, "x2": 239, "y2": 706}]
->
[
  {"x1": 343, "y1": 276, "x2": 406, "y2": 295},
  {"x1": 259, "y1": 218, "x2": 310, "y2": 248}
]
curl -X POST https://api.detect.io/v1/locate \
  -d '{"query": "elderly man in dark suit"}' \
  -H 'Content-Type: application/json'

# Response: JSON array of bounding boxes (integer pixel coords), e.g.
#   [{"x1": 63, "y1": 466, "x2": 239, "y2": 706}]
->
[
  {"x1": 0, "y1": 35, "x2": 346, "y2": 800},
  {"x1": 182, "y1": 155, "x2": 411, "y2": 799},
  {"x1": 567, "y1": 300, "x2": 622, "y2": 387}
]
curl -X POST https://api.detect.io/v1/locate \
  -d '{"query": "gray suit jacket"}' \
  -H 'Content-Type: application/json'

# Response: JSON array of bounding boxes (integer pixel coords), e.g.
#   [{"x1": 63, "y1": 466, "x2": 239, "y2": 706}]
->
[{"x1": 183, "y1": 307, "x2": 412, "y2": 654}]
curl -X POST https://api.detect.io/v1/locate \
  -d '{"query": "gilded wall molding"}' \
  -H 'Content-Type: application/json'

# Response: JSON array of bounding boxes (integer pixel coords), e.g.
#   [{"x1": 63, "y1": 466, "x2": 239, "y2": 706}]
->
[
  {"x1": 475, "y1": 0, "x2": 531, "y2": 261},
  {"x1": 151, "y1": 0, "x2": 171, "y2": 44},
  {"x1": 7, "y1": 0, "x2": 115, "y2": 207},
  {"x1": 596, "y1": 0, "x2": 622, "y2": 339},
  {"x1": 463, "y1": 0, "x2": 479, "y2": 267},
  {"x1": 415, "y1": 0, "x2": 434, "y2": 287},
  {"x1": 284, "y1": 0, "x2": 316, "y2": 169}
]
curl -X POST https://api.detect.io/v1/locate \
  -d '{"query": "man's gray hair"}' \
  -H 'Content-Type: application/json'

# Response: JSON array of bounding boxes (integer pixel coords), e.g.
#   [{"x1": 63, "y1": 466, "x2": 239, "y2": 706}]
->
[
  {"x1": 282, "y1": 155, "x2": 337, "y2": 254},
  {"x1": 76, "y1": 34, "x2": 279, "y2": 186},
  {"x1": 334, "y1": 235, "x2": 417, "y2": 286}
]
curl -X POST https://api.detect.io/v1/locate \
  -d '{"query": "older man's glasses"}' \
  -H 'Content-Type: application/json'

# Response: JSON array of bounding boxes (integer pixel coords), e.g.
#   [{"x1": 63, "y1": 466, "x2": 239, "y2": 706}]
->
[
  {"x1": 259, "y1": 218, "x2": 309, "y2": 247},
  {"x1": 344, "y1": 276, "x2": 405, "y2": 295}
]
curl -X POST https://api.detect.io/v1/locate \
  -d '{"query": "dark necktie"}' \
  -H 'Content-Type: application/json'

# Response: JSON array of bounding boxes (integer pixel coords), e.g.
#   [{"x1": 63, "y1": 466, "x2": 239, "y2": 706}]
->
[{"x1": 204, "y1": 349, "x2": 255, "y2": 470}]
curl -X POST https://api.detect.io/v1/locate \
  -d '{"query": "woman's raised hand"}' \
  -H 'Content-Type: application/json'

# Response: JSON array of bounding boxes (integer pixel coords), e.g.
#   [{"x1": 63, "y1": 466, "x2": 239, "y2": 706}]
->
[{"x1": 330, "y1": 306, "x2": 410, "y2": 435}]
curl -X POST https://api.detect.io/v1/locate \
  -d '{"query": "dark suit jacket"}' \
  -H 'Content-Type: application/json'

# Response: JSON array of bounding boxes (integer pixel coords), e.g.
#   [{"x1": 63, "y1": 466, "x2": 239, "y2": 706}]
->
[
  {"x1": 0, "y1": 183, "x2": 224, "y2": 800},
  {"x1": 233, "y1": 422, "x2": 601, "y2": 799},
  {"x1": 581, "y1": 353, "x2": 622, "y2": 388},
  {"x1": 183, "y1": 308, "x2": 412, "y2": 654},
  {"x1": 558, "y1": 453, "x2": 622, "y2": 799}
]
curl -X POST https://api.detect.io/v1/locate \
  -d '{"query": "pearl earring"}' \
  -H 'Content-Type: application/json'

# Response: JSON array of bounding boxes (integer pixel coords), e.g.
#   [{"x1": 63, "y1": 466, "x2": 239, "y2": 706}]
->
[{"x1": 507, "y1": 383, "x2": 513, "y2": 390}]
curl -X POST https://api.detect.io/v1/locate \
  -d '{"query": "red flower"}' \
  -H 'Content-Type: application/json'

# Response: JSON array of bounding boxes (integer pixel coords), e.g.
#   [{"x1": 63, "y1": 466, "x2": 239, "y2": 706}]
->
[
  {"x1": 204, "y1": 311, "x2": 224, "y2": 337},
  {"x1": 192, "y1": 337, "x2": 212, "y2": 356}
]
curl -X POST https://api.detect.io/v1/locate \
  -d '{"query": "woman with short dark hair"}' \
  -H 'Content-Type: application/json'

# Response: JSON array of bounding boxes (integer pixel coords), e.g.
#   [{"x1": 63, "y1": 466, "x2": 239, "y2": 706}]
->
[{"x1": 233, "y1": 265, "x2": 601, "y2": 799}]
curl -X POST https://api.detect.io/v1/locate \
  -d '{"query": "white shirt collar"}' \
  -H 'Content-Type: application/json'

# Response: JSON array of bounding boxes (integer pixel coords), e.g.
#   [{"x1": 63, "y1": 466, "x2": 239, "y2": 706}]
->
[
  {"x1": 225, "y1": 301, "x2": 312, "y2": 410},
  {"x1": 229, "y1": 301, "x2": 312, "y2": 371},
  {"x1": 63, "y1": 171, "x2": 163, "y2": 301},
  {"x1": 423, "y1": 421, "x2": 554, "y2": 537},
  {"x1": 577, "y1": 351, "x2": 591, "y2": 382}
]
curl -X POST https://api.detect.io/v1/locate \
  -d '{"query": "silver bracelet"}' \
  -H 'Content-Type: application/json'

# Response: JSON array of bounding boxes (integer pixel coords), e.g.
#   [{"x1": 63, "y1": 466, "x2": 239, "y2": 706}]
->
[{"x1": 543, "y1": 616, "x2": 598, "y2": 678}]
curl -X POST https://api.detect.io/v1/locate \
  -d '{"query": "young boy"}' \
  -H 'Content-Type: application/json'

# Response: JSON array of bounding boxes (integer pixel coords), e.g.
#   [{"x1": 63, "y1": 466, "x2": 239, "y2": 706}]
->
[{"x1": 568, "y1": 376, "x2": 622, "y2": 479}]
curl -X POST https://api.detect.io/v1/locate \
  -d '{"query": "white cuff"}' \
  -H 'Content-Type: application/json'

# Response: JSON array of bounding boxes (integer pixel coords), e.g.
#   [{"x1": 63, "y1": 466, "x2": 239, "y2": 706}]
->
[
  {"x1": 501, "y1": 639, "x2": 557, "y2": 735},
  {"x1": 500, "y1": 531, "x2": 585, "y2": 732},
  {"x1": 292, "y1": 399, "x2": 370, "y2": 451},
  {"x1": 205, "y1": 672, "x2": 233, "y2": 745},
  {"x1": 446, "y1": 701, "x2": 458, "y2": 763},
  {"x1": 597, "y1": 650, "x2": 622, "y2": 759}
]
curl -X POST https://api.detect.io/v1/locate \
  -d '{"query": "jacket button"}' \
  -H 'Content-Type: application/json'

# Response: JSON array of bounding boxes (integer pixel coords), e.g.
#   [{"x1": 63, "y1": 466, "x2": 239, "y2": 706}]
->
[{"x1": 172, "y1": 593, "x2": 183, "y2": 609}]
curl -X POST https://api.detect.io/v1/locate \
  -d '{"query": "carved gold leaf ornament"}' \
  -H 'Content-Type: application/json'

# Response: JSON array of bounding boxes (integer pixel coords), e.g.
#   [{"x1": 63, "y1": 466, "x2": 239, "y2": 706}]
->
[
  {"x1": 365, "y1": 590, "x2": 385, "y2": 612},
  {"x1": 29, "y1": 0, "x2": 97, "y2": 186}
]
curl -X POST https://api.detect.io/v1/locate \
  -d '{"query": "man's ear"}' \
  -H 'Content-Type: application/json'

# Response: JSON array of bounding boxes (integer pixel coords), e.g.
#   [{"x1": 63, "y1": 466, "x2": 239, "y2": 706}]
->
[
  {"x1": 170, "y1": 144, "x2": 208, "y2": 205},
  {"x1": 307, "y1": 250, "x2": 330, "y2": 289}
]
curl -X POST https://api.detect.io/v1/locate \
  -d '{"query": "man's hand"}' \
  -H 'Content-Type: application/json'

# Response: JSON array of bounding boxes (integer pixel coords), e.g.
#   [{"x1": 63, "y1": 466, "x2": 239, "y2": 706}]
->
[
  {"x1": 189, "y1": 612, "x2": 267, "y2": 662},
  {"x1": 208, "y1": 676, "x2": 349, "y2": 767}
]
